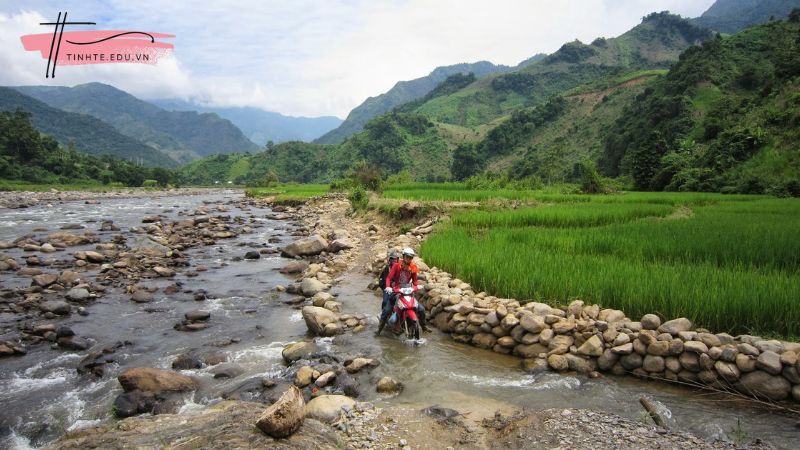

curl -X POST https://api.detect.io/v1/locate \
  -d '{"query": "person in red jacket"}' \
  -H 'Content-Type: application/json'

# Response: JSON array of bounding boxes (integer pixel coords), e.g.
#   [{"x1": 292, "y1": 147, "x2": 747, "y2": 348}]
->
[{"x1": 384, "y1": 247, "x2": 430, "y2": 333}]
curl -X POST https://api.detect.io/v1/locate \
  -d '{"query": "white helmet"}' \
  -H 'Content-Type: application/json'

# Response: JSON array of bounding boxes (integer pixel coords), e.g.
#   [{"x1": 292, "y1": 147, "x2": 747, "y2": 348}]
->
[{"x1": 402, "y1": 247, "x2": 415, "y2": 257}]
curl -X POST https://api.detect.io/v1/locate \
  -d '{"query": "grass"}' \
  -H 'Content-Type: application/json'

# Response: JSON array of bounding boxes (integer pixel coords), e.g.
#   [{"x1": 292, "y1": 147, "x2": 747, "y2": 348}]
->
[
  {"x1": 0, "y1": 180, "x2": 127, "y2": 192},
  {"x1": 411, "y1": 188, "x2": 800, "y2": 338},
  {"x1": 382, "y1": 182, "x2": 762, "y2": 205},
  {"x1": 245, "y1": 184, "x2": 330, "y2": 203}
]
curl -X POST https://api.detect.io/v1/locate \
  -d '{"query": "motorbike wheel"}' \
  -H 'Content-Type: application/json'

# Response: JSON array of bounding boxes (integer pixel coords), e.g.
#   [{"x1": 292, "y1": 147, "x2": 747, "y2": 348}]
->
[{"x1": 405, "y1": 318, "x2": 420, "y2": 340}]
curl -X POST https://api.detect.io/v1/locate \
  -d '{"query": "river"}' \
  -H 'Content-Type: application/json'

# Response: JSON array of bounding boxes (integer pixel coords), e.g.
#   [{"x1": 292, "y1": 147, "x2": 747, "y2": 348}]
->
[{"x1": 0, "y1": 191, "x2": 797, "y2": 449}]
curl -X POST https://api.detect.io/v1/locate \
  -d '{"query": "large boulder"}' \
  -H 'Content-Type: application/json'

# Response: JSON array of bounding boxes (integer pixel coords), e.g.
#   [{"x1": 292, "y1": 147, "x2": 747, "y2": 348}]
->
[
  {"x1": 255, "y1": 385, "x2": 305, "y2": 438},
  {"x1": 301, "y1": 306, "x2": 339, "y2": 336},
  {"x1": 118, "y1": 367, "x2": 197, "y2": 394},
  {"x1": 736, "y1": 370, "x2": 792, "y2": 400},
  {"x1": 282, "y1": 236, "x2": 328, "y2": 258},
  {"x1": 304, "y1": 395, "x2": 356, "y2": 423}
]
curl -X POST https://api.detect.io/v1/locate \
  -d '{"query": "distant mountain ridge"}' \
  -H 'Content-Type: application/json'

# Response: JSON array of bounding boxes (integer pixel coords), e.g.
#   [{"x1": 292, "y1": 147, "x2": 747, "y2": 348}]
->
[
  {"x1": 691, "y1": 0, "x2": 800, "y2": 33},
  {"x1": 153, "y1": 99, "x2": 342, "y2": 145},
  {"x1": 313, "y1": 60, "x2": 529, "y2": 144},
  {"x1": 14, "y1": 83, "x2": 260, "y2": 164},
  {"x1": 0, "y1": 87, "x2": 177, "y2": 167}
]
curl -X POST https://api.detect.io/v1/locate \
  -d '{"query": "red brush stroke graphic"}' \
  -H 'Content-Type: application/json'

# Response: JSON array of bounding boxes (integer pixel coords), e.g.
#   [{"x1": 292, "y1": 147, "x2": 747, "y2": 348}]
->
[
  {"x1": 19, "y1": 12, "x2": 174, "y2": 78},
  {"x1": 21, "y1": 31, "x2": 174, "y2": 64}
]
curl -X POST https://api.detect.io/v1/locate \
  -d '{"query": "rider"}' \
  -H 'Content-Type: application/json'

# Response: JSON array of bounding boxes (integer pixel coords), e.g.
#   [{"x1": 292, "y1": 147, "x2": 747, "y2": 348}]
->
[
  {"x1": 384, "y1": 247, "x2": 430, "y2": 333},
  {"x1": 375, "y1": 250, "x2": 399, "y2": 336}
]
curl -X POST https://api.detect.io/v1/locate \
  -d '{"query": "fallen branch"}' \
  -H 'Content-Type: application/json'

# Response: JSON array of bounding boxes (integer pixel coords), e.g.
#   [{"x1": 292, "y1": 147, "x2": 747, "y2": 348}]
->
[{"x1": 639, "y1": 397, "x2": 668, "y2": 429}]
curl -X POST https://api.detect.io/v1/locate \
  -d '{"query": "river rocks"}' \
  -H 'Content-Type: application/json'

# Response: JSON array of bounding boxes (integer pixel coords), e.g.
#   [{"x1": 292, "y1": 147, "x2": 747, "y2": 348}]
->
[
  {"x1": 114, "y1": 390, "x2": 156, "y2": 418},
  {"x1": 153, "y1": 266, "x2": 175, "y2": 277},
  {"x1": 345, "y1": 357, "x2": 378, "y2": 373},
  {"x1": 172, "y1": 353, "x2": 203, "y2": 370},
  {"x1": 142, "y1": 215, "x2": 162, "y2": 223},
  {"x1": 327, "y1": 239, "x2": 354, "y2": 253},
  {"x1": 683, "y1": 341, "x2": 708, "y2": 354},
  {"x1": 643, "y1": 355, "x2": 665, "y2": 373},
  {"x1": 300, "y1": 278, "x2": 326, "y2": 296},
  {"x1": 304, "y1": 395, "x2": 356, "y2": 423},
  {"x1": 576, "y1": 335, "x2": 604, "y2": 357},
  {"x1": 118, "y1": 367, "x2": 198, "y2": 394},
  {"x1": 244, "y1": 250, "x2": 261, "y2": 260},
  {"x1": 65, "y1": 287, "x2": 90, "y2": 302},
  {"x1": 57, "y1": 336, "x2": 92, "y2": 350},
  {"x1": 658, "y1": 318, "x2": 692, "y2": 335},
  {"x1": 736, "y1": 371, "x2": 792, "y2": 400},
  {"x1": 282, "y1": 235, "x2": 328, "y2": 258},
  {"x1": 0, "y1": 340, "x2": 26, "y2": 357},
  {"x1": 315, "y1": 371, "x2": 336, "y2": 388},
  {"x1": 256, "y1": 385, "x2": 306, "y2": 438},
  {"x1": 280, "y1": 261, "x2": 309, "y2": 274},
  {"x1": 640, "y1": 314, "x2": 661, "y2": 330},
  {"x1": 715, "y1": 361, "x2": 741, "y2": 382},
  {"x1": 39, "y1": 300, "x2": 71, "y2": 315},
  {"x1": 547, "y1": 354, "x2": 569, "y2": 371},
  {"x1": 756, "y1": 351, "x2": 783, "y2": 375},
  {"x1": 210, "y1": 363, "x2": 244, "y2": 379},
  {"x1": 282, "y1": 341, "x2": 318, "y2": 364},
  {"x1": 519, "y1": 313, "x2": 546, "y2": 334},
  {"x1": 376, "y1": 376, "x2": 403, "y2": 394},
  {"x1": 185, "y1": 310, "x2": 211, "y2": 321},
  {"x1": 301, "y1": 306, "x2": 339, "y2": 336},
  {"x1": 32, "y1": 273, "x2": 59, "y2": 287},
  {"x1": 131, "y1": 290, "x2": 154, "y2": 303}
]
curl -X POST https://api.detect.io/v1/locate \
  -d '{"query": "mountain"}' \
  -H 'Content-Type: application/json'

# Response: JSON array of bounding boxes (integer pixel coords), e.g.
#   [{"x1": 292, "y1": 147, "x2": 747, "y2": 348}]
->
[
  {"x1": 14, "y1": 83, "x2": 260, "y2": 164},
  {"x1": 0, "y1": 87, "x2": 177, "y2": 167},
  {"x1": 314, "y1": 61, "x2": 520, "y2": 144},
  {"x1": 153, "y1": 100, "x2": 342, "y2": 146},
  {"x1": 410, "y1": 12, "x2": 712, "y2": 128},
  {"x1": 600, "y1": 14, "x2": 800, "y2": 194},
  {"x1": 691, "y1": 0, "x2": 800, "y2": 33}
]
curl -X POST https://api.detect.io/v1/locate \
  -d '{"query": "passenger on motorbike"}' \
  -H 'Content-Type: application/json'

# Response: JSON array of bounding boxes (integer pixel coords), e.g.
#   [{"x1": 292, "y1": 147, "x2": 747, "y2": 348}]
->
[
  {"x1": 383, "y1": 247, "x2": 430, "y2": 333},
  {"x1": 375, "y1": 250, "x2": 399, "y2": 336}
]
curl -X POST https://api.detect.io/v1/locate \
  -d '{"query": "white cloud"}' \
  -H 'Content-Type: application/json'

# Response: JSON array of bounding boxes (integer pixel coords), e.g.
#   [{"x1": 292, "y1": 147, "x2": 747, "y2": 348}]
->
[{"x1": 1, "y1": 1, "x2": 716, "y2": 118}]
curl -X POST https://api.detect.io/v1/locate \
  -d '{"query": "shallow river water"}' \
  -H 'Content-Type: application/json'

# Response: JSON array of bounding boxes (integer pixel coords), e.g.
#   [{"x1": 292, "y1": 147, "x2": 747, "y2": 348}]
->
[{"x1": 0, "y1": 191, "x2": 798, "y2": 449}]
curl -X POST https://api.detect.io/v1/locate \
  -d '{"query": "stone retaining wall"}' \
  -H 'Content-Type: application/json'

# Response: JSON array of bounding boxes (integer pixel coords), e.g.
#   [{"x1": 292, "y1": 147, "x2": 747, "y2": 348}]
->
[{"x1": 370, "y1": 228, "x2": 800, "y2": 403}]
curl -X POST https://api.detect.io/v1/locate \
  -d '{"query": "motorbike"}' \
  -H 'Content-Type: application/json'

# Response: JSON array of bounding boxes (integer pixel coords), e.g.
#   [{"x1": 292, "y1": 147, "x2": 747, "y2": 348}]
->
[{"x1": 390, "y1": 285, "x2": 420, "y2": 341}]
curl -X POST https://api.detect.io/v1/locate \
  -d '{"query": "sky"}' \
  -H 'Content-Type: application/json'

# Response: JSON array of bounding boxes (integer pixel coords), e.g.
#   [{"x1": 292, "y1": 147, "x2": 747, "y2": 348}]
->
[{"x1": 0, "y1": 0, "x2": 716, "y2": 118}]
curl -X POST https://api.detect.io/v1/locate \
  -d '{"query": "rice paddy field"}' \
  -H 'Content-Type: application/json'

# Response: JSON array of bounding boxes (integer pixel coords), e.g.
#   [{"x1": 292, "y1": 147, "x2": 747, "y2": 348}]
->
[
  {"x1": 246, "y1": 184, "x2": 329, "y2": 203},
  {"x1": 397, "y1": 185, "x2": 800, "y2": 338}
]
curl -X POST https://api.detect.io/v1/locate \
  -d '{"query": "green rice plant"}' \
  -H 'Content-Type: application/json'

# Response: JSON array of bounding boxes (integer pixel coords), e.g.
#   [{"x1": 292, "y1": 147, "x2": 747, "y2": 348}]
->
[
  {"x1": 451, "y1": 203, "x2": 674, "y2": 228},
  {"x1": 246, "y1": 184, "x2": 329, "y2": 202},
  {"x1": 420, "y1": 196, "x2": 800, "y2": 337}
]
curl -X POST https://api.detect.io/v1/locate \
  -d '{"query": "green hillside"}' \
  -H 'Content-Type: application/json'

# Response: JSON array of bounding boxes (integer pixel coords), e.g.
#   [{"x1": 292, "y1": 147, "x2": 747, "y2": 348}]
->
[
  {"x1": 413, "y1": 13, "x2": 712, "y2": 127},
  {"x1": 601, "y1": 14, "x2": 800, "y2": 195},
  {"x1": 15, "y1": 83, "x2": 260, "y2": 164},
  {"x1": 691, "y1": 0, "x2": 800, "y2": 33},
  {"x1": 0, "y1": 87, "x2": 177, "y2": 167},
  {"x1": 315, "y1": 61, "x2": 516, "y2": 144},
  {"x1": 0, "y1": 109, "x2": 175, "y2": 186}
]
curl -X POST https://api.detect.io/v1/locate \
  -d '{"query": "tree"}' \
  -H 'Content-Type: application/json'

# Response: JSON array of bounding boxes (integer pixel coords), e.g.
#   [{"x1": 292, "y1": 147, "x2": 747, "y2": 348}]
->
[{"x1": 451, "y1": 144, "x2": 484, "y2": 181}]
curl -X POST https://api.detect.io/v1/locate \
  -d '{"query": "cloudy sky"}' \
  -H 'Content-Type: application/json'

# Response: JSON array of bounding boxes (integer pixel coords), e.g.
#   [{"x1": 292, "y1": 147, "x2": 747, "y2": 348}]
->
[{"x1": 0, "y1": 0, "x2": 715, "y2": 118}]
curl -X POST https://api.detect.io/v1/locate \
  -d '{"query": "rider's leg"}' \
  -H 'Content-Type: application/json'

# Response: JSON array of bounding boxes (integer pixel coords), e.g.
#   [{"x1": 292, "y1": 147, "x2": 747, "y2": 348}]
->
[
  {"x1": 376, "y1": 292, "x2": 392, "y2": 335},
  {"x1": 416, "y1": 304, "x2": 431, "y2": 332}
]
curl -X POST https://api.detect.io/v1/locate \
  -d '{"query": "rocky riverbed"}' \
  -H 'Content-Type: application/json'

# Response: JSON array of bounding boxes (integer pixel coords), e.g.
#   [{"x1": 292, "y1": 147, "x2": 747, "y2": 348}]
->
[
  {"x1": 0, "y1": 187, "x2": 230, "y2": 210},
  {"x1": 1, "y1": 190, "x2": 797, "y2": 449}
]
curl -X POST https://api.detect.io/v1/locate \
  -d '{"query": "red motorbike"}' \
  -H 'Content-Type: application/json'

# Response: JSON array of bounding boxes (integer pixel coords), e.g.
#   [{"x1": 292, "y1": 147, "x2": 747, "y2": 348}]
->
[{"x1": 391, "y1": 285, "x2": 420, "y2": 340}]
